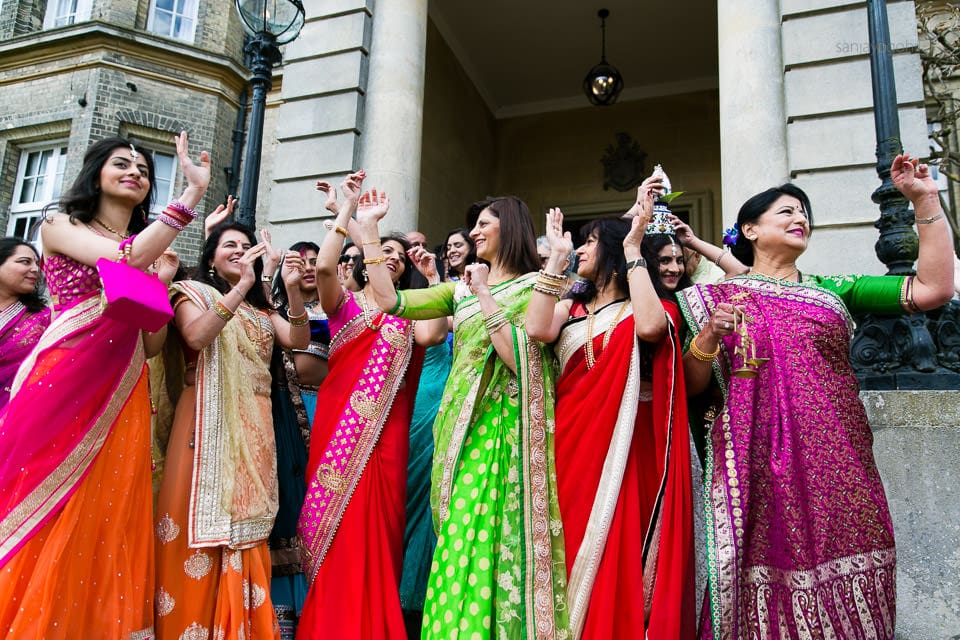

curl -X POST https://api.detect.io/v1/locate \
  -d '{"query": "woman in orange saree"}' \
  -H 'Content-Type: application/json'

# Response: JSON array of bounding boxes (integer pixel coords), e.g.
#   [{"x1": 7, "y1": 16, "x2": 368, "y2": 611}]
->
[
  {"x1": 526, "y1": 196, "x2": 696, "y2": 639},
  {"x1": 154, "y1": 222, "x2": 310, "y2": 640},
  {"x1": 0, "y1": 133, "x2": 209, "y2": 639}
]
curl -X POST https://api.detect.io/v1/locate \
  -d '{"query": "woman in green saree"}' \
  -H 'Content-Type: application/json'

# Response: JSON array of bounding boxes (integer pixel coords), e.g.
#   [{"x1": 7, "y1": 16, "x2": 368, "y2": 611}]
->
[{"x1": 356, "y1": 190, "x2": 568, "y2": 639}]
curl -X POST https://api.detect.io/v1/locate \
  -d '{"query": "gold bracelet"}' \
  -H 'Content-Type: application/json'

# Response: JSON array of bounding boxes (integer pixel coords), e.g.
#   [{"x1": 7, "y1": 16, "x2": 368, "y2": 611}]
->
[
  {"x1": 688, "y1": 333, "x2": 720, "y2": 362},
  {"x1": 915, "y1": 213, "x2": 944, "y2": 225},
  {"x1": 288, "y1": 310, "x2": 309, "y2": 326},
  {"x1": 213, "y1": 300, "x2": 235, "y2": 322},
  {"x1": 714, "y1": 247, "x2": 729, "y2": 266},
  {"x1": 533, "y1": 283, "x2": 563, "y2": 297},
  {"x1": 538, "y1": 269, "x2": 566, "y2": 282},
  {"x1": 484, "y1": 309, "x2": 509, "y2": 334},
  {"x1": 361, "y1": 239, "x2": 381, "y2": 246},
  {"x1": 363, "y1": 256, "x2": 386, "y2": 265}
]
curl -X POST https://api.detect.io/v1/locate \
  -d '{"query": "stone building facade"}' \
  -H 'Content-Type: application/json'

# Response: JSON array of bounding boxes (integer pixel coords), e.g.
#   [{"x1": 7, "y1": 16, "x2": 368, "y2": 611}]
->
[{"x1": 0, "y1": 0, "x2": 249, "y2": 260}]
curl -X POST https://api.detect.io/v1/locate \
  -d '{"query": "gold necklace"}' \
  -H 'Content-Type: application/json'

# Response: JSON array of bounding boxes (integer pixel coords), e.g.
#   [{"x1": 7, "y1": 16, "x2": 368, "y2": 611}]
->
[
  {"x1": 584, "y1": 299, "x2": 629, "y2": 370},
  {"x1": 93, "y1": 217, "x2": 130, "y2": 239}
]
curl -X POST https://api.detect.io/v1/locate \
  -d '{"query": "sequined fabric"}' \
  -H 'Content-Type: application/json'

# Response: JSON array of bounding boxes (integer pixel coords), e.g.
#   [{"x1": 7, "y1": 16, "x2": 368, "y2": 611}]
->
[{"x1": 44, "y1": 254, "x2": 101, "y2": 312}]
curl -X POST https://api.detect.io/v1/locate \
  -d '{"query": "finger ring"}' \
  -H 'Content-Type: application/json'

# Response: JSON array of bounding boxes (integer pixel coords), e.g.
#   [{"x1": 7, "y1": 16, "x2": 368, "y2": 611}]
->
[{"x1": 724, "y1": 321, "x2": 732, "y2": 330}]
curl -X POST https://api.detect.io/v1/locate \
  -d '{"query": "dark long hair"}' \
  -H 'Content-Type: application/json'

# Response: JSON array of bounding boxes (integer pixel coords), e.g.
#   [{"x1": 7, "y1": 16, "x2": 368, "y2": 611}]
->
[
  {"x1": 467, "y1": 196, "x2": 540, "y2": 275},
  {"x1": 271, "y1": 240, "x2": 320, "y2": 315},
  {"x1": 730, "y1": 184, "x2": 814, "y2": 266},
  {"x1": 569, "y1": 217, "x2": 631, "y2": 304},
  {"x1": 440, "y1": 227, "x2": 476, "y2": 280},
  {"x1": 0, "y1": 238, "x2": 46, "y2": 312},
  {"x1": 195, "y1": 222, "x2": 271, "y2": 310},
  {"x1": 641, "y1": 234, "x2": 694, "y2": 300},
  {"x1": 353, "y1": 235, "x2": 423, "y2": 290},
  {"x1": 45, "y1": 138, "x2": 156, "y2": 235}
]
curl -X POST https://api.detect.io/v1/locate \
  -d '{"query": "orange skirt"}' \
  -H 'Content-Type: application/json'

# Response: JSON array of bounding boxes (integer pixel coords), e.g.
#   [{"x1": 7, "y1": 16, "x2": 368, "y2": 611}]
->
[
  {"x1": 0, "y1": 364, "x2": 155, "y2": 639},
  {"x1": 154, "y1": 385, "x2": 279, "y2": 640}
]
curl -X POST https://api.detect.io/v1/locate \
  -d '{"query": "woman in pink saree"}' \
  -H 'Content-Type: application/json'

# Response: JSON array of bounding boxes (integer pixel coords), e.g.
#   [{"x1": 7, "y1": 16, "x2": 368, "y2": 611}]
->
[
  {"x1": 0, "y1": 239, "x2": 50, "y2": 410},
  {"x1": 0, "y1": 133, "x2": 209, "y2": 638},
  {"x1": 678, "y1": 154, "x2": 954, "y2": 639}
]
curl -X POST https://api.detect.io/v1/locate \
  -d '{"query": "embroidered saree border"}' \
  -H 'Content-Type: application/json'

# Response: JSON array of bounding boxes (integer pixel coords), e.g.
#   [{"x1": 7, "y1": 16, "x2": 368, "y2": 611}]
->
[
  {"x1": 516, "y1": 327, "x2": 558, "y2": 640},
  {"x1": 299, "y1": 311, "x2": 414, "y2": 582},
  {"x1": 176, "y1": 281, "x2": 277, "y2": 549},
  {"x1": 0, "y1": 296, "x2": 143, "y2": 564},
  {"x1": 565, "y1": 311, "x2": 641, "y2": 640},
  {"x1": 0, "y1": 301, "x2": 25, "y2": 334}
]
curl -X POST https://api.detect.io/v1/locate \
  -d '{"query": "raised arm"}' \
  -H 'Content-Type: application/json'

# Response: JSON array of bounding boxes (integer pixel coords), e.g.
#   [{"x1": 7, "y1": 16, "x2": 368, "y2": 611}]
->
[
  {"x1": 42, "y1": 131, "x2": 210, "y2": 269},
  {"x1": 623, "y1": 190, "x2": 668, "y2": 342},
  {"x1": 670, "y1": 214, "x2": 748, "y2": 277},
  {"x1": 271, "y1": 250, "x2": 311, "y2": 350},
  {"x1": 526, "y1": 207, "x2": 574, "y2": 343},
  {"x1": 353, "y1": 189, "x2": 402, "y2": 313},
  {"x1": 316, "y1": 172, "x2": 364, "y2": 314},
  {"x1": 892, "y1": 153, "x2": 955, "y2": 309}
]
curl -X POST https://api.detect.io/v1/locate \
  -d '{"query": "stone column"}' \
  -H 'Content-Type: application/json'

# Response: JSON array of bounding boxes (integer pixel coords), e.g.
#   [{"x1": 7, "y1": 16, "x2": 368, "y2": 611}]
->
[
  {"x1": 717, "y1": 0, "x2": 789, "y2": 224},
  {"x1": 358, "y1": 0, "x2": 428, "y2": 234}
]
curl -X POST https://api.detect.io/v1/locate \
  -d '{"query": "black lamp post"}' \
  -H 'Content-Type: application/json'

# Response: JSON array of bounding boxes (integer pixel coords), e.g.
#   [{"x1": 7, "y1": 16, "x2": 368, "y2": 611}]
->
[
  {"x1": 234, "y1": 0, "x2": 305, "y2": 228},
  {"x1": 850, "y1": 0, "x2": 960, "y2": 389}
]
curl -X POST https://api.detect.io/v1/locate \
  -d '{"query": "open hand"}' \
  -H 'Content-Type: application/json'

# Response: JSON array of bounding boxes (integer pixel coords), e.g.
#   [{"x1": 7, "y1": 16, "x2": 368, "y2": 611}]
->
[
  {"x1": 340, "y1": 170, "x2": 366, "y2": 204},
  {"x1": 545, "y1": 208, "x2": 573, "y2": 257},
  {"x1": 356, "y1": 189, "x2": 390, "y2": 225},
  {"x1": 668, "y1": 213, "x2": 697, "y2": 245},
  {"x1": 204, "y1": 195, "x2": 235, "y2": 239},
  {"x1": 238, "y1": 242, "x2": 268, "y2": 290},
  {"x1": 175, "y1": 131, "x2": 210, "y2": 196}
]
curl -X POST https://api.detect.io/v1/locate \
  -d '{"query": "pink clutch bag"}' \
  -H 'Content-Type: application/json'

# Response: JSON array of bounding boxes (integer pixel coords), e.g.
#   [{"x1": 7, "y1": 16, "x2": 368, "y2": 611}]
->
[{"x1": 96, "y1": 237, "x2": 173, "y2": 333}]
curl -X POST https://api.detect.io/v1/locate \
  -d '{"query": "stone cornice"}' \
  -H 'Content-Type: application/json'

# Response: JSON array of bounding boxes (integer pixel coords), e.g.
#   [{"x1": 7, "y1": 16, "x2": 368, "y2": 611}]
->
[{"x1": 0, "y1": 21, "x2": 251, "y2": 103}]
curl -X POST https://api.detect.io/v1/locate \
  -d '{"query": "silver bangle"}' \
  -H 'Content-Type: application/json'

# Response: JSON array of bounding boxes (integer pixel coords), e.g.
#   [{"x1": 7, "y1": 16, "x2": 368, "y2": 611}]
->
[{"x1": 915, "y1": 213, "x2": 944, "y2": 225}]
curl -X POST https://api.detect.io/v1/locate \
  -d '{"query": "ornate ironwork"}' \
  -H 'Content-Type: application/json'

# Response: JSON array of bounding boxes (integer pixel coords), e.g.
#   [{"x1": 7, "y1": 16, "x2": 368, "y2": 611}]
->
[{"x1": 851, "y1": 0, "x2": 960, "y2": 389}]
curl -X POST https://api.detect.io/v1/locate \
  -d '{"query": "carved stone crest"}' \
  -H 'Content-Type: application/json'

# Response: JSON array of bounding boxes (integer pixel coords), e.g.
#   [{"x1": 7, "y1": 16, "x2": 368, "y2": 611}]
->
[{"x1": 601, "y1": 132, "x2": 646, "y2": 192}]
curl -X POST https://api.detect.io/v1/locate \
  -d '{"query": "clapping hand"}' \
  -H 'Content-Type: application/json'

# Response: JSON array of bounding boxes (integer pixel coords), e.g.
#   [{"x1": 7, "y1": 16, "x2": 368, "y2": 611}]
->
[
  {"x1": 175, "y1": 131, "x2": 210, "y2": 201},
  {"x1": 259, "y1": 228, "x2": 282, "y2": 278},
  {"x1": 340, "y1": 170, "x2": 366, "y2": 205},
  {"x1": 280, "y1": 250, "x2": 305, "y2": 288}
]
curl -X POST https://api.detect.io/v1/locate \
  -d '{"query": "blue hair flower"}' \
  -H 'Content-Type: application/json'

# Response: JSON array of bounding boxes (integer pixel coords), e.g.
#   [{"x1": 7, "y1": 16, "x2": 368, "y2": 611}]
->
[{"x1": 722, "y1": 224, "x2": 740, "y2": 247}]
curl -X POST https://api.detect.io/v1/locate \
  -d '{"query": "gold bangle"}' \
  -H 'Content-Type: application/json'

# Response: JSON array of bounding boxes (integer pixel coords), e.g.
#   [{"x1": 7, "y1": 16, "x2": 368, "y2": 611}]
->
[
  {"x1": 213, "y1": 300, "x2": 235, "y2": 322},
  {"x1": 361, "y1": 239, "x2": 381, "y2": 246},
  {"x1": 688, "y1": 333, "x2": 720, "y2": 362},
  {"x1": 538, "y1": 269, "x2": 566, "y2": 282},
  {"x1": 484, "y1": 309, "x2": 508, "y2": 334},
  {"x1": 363, "y1": 256, "x2": 386, "y2": 265},
  {"x1": 335, "y1": 225, "x2": 348, "y2": 237},
  {"x1": 288, "y1": 310, "x2": 309, "y2": 326},
  {"x1": 714, "y1": 248, "x2": 729, "y2": 266},
  {"x1": 533, "y1": 283, "x2": 563, "y2": 297}
]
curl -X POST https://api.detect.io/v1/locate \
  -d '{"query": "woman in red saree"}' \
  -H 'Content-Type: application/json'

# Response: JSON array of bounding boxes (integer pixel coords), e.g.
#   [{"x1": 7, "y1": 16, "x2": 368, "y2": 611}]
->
[
  {"x1": 0, "y1": 133, "x2": 209, "y2": 639},
  {"x1": 296, "y1": 176, "x2": 446, "y2": 640},
  {"x1": 0, "y1": 239, "x2": 50, "y2": 410},
  {"x1": 526, "y1": 190, "x2": 696, "y2": 639}
]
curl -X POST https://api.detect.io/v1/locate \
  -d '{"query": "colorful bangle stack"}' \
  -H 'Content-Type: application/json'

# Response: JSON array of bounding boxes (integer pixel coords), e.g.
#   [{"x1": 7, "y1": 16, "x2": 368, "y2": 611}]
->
[
  {"x1": 688, "y1": 334, "x2": 720, "y2": 362},
  {"x1": 158, "y1": 199, "x2": 198, "y2": 231},
  {"x1": 534, "y1": 269, "x2": 566, "y2": 297},
  {"x1": 288, "y1": 309, "x2": 309, "y2": 326},
  {"x1": 213, "y1": 300, "x2": 235, "y2": 322},
  {"x1": 484, "y1": 309, "x2": 509, "y2": 334}
]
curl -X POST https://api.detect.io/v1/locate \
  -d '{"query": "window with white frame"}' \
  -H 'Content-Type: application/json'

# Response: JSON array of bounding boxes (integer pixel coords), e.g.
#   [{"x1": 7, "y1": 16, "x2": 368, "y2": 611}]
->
[
  {"x1": 149, "y1": 150, "x2": 177, "y2": 215},
  {"x1": 43, "y1": 0, "x2": 93, "y2": 29},
  {"x1": 147, "y1": 0, "x2": 199, "y2": 42},
  {"x1": 7, "y1": 145, "x2": 68, "y2": 243}
]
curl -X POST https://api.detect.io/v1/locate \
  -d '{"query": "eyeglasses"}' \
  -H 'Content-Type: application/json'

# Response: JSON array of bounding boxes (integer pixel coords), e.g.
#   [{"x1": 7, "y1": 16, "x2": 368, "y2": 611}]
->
[{"x1": 339, "y1": 255, "x2": 359, "y2": 265}]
